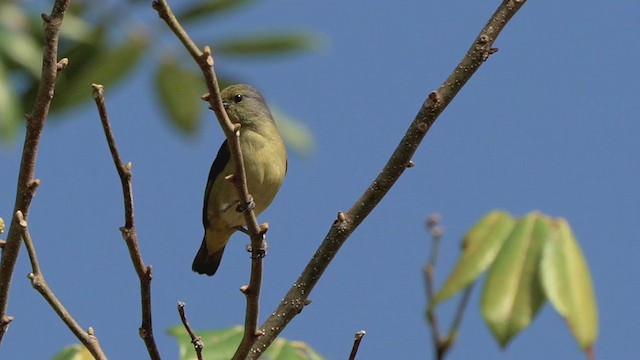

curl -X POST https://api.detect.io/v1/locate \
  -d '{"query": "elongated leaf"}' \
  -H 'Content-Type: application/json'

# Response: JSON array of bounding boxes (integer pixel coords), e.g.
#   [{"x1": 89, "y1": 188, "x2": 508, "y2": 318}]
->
[
  {"x1": 540, "y1": 219, "x2": 598, "y2": 350},
  {"x1": 215, "y1": 33, "x2": 319, "y2": 57},
  {"x1": 167, "y1": 325, "x2": 325, "y2": 360},
  {"x1": 270, "y1": 107, "x2": 315, "y2": 157},
  {"x1": 51, "y1": 33, "x2": 148, "y2": 112},
  {"x1": 0, "y1": 59, "x2": 22, "y2": 141},
  {"x1": 178, "y1": 0, "x2": 256, "y2": 23},
  {"x1": 481, "y1": 212, "x2": 549, "y2": 347},
  {"x1": 433, "y1": 210, "x2": 515, "y2": 305},
  {"x1": 155, "y1": 58, "x2": 204, "y2": 133},
  {"x1": 0, "y1": 29, "x2": 42, "y2": 77}
]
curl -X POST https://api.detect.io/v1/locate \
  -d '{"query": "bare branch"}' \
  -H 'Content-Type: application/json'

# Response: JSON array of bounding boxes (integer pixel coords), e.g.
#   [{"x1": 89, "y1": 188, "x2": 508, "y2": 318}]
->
[
  {"x1": 152, "y1": 1, "x2": 266, "y2": 357},
  {"x1": 15, "y1": 211, "x2": 107, "y2": 359},
  {"x1": 248, "y1": 1, "x2": 529, "y2": 357},
  {"x1": 177, "y1": 302, "x2": 204, "y2": 360},
  {"x1": 0, "y1": 0, "x2": 71, "y2": 343},
  {"x1": 424, "y1": 214, "x2": 445, "y2": 358},
  {"x1": 348, "y1": 330, "x2": 366, "y2": 360},
  {"x1": 92, "y1": 84, "x2": 161, "y2": 360}
]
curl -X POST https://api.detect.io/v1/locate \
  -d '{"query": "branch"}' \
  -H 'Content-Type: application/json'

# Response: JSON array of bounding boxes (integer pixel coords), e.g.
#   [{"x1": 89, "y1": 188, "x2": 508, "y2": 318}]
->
[
  {"x1": 151, "y1": 1, "x2": 266, "y2": 357},
  {"x1": 92, "y1": 84, "x2": 161, "y2": 360},
  {"x1": 348, "y1": 330, "x2": 366, "y2": 360},
  {"x1": 424, "y1": 215, "x2": 445, "y2": 359},
  {"x1": 248, "y1": 1, "x2": 529, "y2": 356},
  {"x1": 177, "y1": 302, "x2": 204, "y2": 360},
  {"x1": 15, "y1": 211, "x2": 107, "y2": 359},
  {"x1": 0, "y1": 0, "x2": 70, "y2": 343}
]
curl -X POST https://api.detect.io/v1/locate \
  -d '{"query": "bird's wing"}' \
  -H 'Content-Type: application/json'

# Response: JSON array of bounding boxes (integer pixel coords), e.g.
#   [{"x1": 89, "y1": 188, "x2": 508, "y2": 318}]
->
[{"x1": 202, "y1": 139, "x2": 231, "y2": 228}]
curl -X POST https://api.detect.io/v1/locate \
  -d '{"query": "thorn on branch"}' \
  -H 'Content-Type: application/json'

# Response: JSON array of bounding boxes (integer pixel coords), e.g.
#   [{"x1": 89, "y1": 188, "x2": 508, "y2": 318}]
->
[
  {"x1": 201, "y1": 93, "x2": 211, "y2": 101},
  {"x1": 406, "y1": 160, "x2": 415, "y2": 168},
  {"x1": 240, "y1": 285, "x2": 249, "y2": 295},
  {"x1": 41, "y1": 13, "x2": 51, "y2": 22}
]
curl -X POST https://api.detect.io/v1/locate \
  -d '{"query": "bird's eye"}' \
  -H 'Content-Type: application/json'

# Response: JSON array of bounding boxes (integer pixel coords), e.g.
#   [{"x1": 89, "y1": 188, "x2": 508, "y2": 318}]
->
[{"x1": 233, "y1": 94, "x2": 243, "y2": 103}]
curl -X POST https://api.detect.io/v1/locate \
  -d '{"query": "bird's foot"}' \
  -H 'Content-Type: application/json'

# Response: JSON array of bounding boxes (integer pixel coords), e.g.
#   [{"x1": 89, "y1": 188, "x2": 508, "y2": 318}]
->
[
  {"x1": 246, "y1": 239, "x2": 268, "y2": 259},
  {"x1": 236, "y1": 195, "x2": 255, "y2": 213}
]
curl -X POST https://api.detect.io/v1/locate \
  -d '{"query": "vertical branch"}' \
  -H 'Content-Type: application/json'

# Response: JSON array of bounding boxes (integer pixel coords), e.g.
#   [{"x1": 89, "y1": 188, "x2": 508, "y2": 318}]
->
[
  {"x1": 152, "y1": 1, "x2": 266, "y2": 357},
  {"x1": 0, "y1": 0, "x2": 71, "y2": 343},
  {"x1": 92, "y1": 85, "x2": 161, "y2": 360},
  {"x1": 15, "y1": 211, "x2": 107, "y2": 359},
  {"x1": 248, "y1": 1, "x2": 528, "y2": 357},
  {"x1": 424, "y1": 214, "x2": 445, "y2": 359},
  {"x1": 177, "y1": 302, "x2": 204, "y2": 360}
]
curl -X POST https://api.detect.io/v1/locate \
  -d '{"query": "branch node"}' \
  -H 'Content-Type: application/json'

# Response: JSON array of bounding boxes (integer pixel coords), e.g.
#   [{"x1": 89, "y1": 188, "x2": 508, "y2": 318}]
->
[
  {"x1": 41, "y1": 13, "x2": 51, "y2": 22},
  {"x1": 56, "y1": 58, "x2": 69, "y2": 71},
  {"x1": 428, "y1": 91, "x2": 439, "y2": 102},
  {"x1": 0, "y1": 240, "x2": 5, "y2": 249},
  {"x1": 202, "y1": 46, "x2": 214, "y2": 66},
  {"x1": 233, "y1": 123, "x2": 242, "y2": 133},
  {"x1": 304, "y1": 299, "x2": 312, "y2": 306},
  {"x1": 15, "y1": 211, "x2": 27, "y2": 228},
  {"x1": 416, "y1": 122, "x2": 428, "y2": 133},
  {"x1": 256, "y1": 329, "x2": 265, "y2": 336},
  {"x1": 236, "y1": 195, "x2": 255, "y2": 213},
  {"x1": 406, "y1": 160, "x2": 415, "y2": 168},
  {"x1": 87, "y1": 326, "x2": 95, "y2": 336},
  {"x1": 91, "y1": 84, "x2": 104, "y2": 100},
  {"x1": 240, "y1": 285, "x2": 249, "y2": 294},
  {"x1": 201, "y1": 93, "x2": 211, "y2": 101},
  {"x1": 478, "y1": 34, "x2": 490, "y2": 44},
  {"x1": 337, "y1": 211, "x2": 347, "y2": 223},
  {"x1": 28, "y1": 178, "x2": 41, "y2": 192},
  {"x1": 259, "y1": 222, "x2": 269, "y2": 235}
]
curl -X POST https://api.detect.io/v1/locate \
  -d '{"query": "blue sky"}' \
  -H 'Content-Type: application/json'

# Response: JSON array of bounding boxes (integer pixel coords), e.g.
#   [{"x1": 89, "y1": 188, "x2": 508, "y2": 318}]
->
[{"x1": 1, "y1": 0, "x2": 639, "y2": 359}]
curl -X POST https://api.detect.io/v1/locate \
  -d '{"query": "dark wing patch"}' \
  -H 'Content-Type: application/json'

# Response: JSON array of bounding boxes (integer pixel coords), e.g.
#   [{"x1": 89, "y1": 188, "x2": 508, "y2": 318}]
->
[{"x1": 202, "y1": 140, "x2": 231, "y2": 227}]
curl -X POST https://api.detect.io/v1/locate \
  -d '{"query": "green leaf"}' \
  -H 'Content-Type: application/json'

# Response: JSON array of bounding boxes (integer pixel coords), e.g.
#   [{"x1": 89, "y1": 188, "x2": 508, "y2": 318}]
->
[
  {"x1": 50, "y1": 33, "x2": 148, "y2": 112},
  {"x1": 433, "y1": 210, "x2": 515, "y2": 305},
  {"x1": 167, "y1": 325, "x2": 325, "y2": 360},
  {"x1": 215, "y1": 32, "x2": 319, "y2": 58},
  {"x1": 0, "y1": 59, "x2": 22, "y2": 141},
  {"x1": 271, "y1": 107, "x2": 315, "y2": 157},
  {"x1": 178, "y1": 0, "x2": 256, "y2": 24},
  {"x1": 51, "y1": 344, "x2": 93, "y2": 360},
  {"x1": 0, "y1": 29, "x2": 42, "y2": 78},
  {"x1": 540, "y1": 219, "x2": 598, "y2": 350},
  {"x1": 155, "y1": 58, "x2": 204, "y2": 133},
  {"x1": 481, "y1": 212, "x2": 549, "y2": 347}
]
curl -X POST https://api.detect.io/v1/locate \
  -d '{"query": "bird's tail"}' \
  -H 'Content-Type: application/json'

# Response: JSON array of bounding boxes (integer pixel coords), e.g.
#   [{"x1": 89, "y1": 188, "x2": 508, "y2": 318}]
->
[{"x1": 192, "y1": 238, "x2": 226, "y2": 276}]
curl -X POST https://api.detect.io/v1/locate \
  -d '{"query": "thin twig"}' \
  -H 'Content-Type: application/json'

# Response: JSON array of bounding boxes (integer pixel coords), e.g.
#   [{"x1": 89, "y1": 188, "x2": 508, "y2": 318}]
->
[
  {"x1": 424, "y1": 214, "x2": 445, "y2": 359},
  {"x1": 248, "y1": 1, "x2": 529, "y2": 357},
  {"x1": 177, "y1": 302, "x2": 204, "y2": 360},
  {"x1": 152, "y1": 2, "x2": 266, "y2": 358},
  {"x1": 348, "y1": 330, "x2": 366, "y2": 360},
  {"x1": 0, "y1": 0, "x2": 71, "y2": 343},
  {"x1": 15, "y1": 211, "x2": 107, "y2": 359},
  {"x1": 425, "y1": 215, "x2": 475, "y2": 360},
  {"x1": 92, "y1": 84, "x2": 161, "y2": 360}
]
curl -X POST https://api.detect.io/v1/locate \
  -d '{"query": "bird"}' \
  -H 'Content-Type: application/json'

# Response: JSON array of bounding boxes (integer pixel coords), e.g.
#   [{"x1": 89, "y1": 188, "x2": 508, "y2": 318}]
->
[{"x1": 192, "y1": 84, "x2": 287, "y2": 276}]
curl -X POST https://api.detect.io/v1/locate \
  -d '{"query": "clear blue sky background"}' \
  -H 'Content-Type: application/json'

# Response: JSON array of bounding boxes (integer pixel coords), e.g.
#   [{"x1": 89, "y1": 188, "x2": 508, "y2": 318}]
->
[{"x1": 1, "y1": 1, "x2": 638, "y2": 359}]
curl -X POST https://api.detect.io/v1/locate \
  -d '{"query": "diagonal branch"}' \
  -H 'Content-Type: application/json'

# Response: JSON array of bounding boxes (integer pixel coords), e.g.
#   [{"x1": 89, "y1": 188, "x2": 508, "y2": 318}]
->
[
  {"x1": 177, "y1": 302, "x2": 204, "y2": 360},
  {"x1": 152, "y1": 1, "x2": 266, "y2": 358},
  {"x1": 92, "y1": 84, "x2": 161, "y2": 360},
  {"x1": 248, "y1": 0, "x2": 529, "y2": 357},
  {"x1": 0, "y1": 0, "x2": 71, "y2": 343},
  {"x1": 15, "y1": 211, "x2": 107, "y2": 359}
]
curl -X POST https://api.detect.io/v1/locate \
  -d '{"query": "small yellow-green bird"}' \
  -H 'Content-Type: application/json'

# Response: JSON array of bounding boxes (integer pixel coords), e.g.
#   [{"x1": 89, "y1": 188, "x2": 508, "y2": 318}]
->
[{"x1": 192, "y1": 84, "x2": 287, "y2": 276}]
